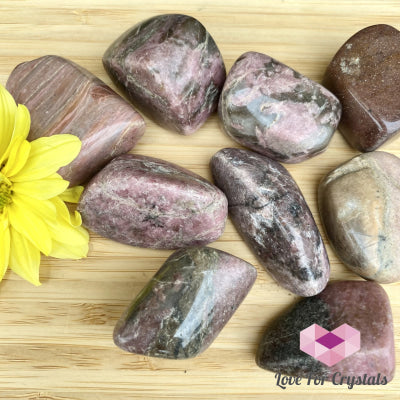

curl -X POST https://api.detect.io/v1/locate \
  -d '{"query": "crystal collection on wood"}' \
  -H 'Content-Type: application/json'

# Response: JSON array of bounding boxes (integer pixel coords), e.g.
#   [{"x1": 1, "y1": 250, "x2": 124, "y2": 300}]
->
[{"x1": 4, "y1": 14, "x2": 398, "y2": 375}]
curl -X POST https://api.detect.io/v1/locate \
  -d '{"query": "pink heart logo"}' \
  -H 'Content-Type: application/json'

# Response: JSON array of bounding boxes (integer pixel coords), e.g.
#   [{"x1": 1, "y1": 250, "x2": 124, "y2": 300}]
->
[{"x1": 300, "y1": 323, "x2": 360, "y2": 366}]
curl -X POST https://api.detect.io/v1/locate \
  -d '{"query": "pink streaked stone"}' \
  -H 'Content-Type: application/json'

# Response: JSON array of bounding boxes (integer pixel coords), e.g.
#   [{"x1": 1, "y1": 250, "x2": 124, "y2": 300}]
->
[
  {"x1": 78, "y1": 154, "x2": 228, "y2": 249},
  {"x1": 103, "y1": 14, "x2": 226, "y2": 135},
  {"x1": 6, "y1": 55, "x2": 145, "y2": 186},
  {"x1": 219, "y1": 51, "x2": 341, "y2": 163}
]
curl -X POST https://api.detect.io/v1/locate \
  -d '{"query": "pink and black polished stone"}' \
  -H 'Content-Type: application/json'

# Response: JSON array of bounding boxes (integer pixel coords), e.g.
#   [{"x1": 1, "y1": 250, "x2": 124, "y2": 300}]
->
[
  {"x1": 6, "y1": 55, "x2": 145, "y2": 186},
  {"x1": 256, "y1": 281, "x2": 395, "y2": 383},
  {"x1": 103, "y1": 14, "x2": 226, "y2": 135},
  {"x1": 210, "y1": 148, "x2": 329, "y2": 297},
  {"x1": 78, "y1": 154, "x2": 228, "y2": 249},
  {"x1": 218, "y1": 52, "x2": 341, "y2": 163},
  {"x1": 113, "y1": 247, "x2": 257, "y2": 359},
  {"x1": 324, "y1": 24, "x2": 400, "y2": 151}
]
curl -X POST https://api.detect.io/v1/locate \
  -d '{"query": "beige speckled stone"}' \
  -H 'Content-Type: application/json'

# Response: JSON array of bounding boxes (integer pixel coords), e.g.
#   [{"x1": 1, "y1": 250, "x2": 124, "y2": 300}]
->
[{"x1": 318, "y1": 151, "x2": 400, "y2": 283}]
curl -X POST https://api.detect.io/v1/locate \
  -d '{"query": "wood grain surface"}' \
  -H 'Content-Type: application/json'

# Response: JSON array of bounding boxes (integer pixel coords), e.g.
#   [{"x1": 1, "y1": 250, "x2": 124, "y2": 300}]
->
[{"x1": 0, "y1": 1, "x2": 399, "y2": 399}]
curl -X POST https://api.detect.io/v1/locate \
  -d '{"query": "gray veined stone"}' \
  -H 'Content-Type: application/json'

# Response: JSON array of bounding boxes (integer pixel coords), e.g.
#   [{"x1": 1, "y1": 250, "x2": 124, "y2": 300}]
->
[
  {"x1": 218, "y1": 51, "x2": 341, "y2": 163},
  {"x1": 210, "y1": 147, "x2": 329, "y2": 296},
  {"x1": 113, "y1": 247, "x2": 257, "y2": 359}
]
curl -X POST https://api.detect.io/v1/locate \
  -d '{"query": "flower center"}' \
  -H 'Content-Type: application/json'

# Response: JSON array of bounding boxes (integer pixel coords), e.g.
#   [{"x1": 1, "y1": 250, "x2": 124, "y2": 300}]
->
[{"x1": 0, "y1": 173, "x2": 12, "y2": 212}]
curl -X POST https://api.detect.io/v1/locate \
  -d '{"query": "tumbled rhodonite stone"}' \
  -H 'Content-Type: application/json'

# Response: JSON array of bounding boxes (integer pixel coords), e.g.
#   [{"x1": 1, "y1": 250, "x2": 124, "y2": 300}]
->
[
  {"x1": 78, "y1": 154, "x2": 228, "y2": 249},
  {"x1": 319, "y1": 151, "x2": 400, "y2": 283},
  {"x1": 219, "y1": 52, "x2": 341, "y2": 163},
  {"x1": 324, "y1": 24, "x2": 400, "y2": 151},
  {"x1": 103, "y1": 14, "x2": 226, "y2": 135},
  {"x1": 256, "y1": 281, "x2": 395, "y2": 383},
  {"x1": 6, "y1": 55, "x2": 145, "y2": 186},
  {"x1": 211, "y1": 148, "x2": 329, "y2": 296},
  {"x1": 114, "y1": 247, "x2": 257, "y2": 359}
]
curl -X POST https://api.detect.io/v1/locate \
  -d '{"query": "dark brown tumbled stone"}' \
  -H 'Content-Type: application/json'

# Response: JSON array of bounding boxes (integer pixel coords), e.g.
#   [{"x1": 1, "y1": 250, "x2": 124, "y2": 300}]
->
[
  {"x1": 78, "y1": 154, "x2": 228, "y2": 249},
  {"x1": 324, "y1": 24, "x2": 400, "y2": 151},
  {"x1": 114, "y1": 247, "x2": 257, "y2": 359},
  {"x1": 103, "y1": 14, "x2": 226, "y2": 135},
  {"x1": 210, "y1": 148, "x2": 329, "y2": 296},
  {"x1": 6, "y1": 55, "x2": 145, "y2": 186}
]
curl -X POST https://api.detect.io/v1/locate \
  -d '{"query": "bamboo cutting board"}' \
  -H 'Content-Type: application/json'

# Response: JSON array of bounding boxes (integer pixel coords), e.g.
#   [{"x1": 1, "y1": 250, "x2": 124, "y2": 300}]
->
[{"x1": 0, "y1": 1, "x2": 399, "y2": 399}]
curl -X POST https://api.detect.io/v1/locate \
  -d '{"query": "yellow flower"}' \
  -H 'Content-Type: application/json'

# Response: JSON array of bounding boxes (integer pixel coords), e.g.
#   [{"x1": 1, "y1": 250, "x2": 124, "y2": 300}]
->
[{"x1": 0, "y1": 84, "x2": 89, "y2": 286}]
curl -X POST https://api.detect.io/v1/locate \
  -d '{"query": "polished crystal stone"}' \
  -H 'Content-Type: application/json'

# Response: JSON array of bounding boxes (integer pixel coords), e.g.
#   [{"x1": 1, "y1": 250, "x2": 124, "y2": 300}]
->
[
  {"x1": 103, "y1": 14, "x2": 226, "y2": 135},
  {"x1": 210, "y1": 148, "x2": 329, "y2": 296},
  {"x1": 324, "y1": 24, "x2": 400, "y2": 151},
  {"x1": 256, "y1": 281, "x2": 395, "y2": 383},
  {"x1": 319, "y1": 151, "x2": 400, "y2": 283},
  {"x1": 6, "y1": 55, "x2": 145, "y2": 186},
  {"x1": 219, "y1": 51, "x2": 341, "y2": 163},
  {"x1": 78, "y1": 154, "x2": 228, "y2": 249},
  {"x1": 113, "y1": 247, "x2": 257, "y2": 359}
]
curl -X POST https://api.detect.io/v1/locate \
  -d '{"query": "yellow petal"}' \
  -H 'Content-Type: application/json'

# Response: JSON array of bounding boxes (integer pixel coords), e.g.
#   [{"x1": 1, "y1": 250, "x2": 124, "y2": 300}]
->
[
  {"x1": 48, "y1": 220, "x2": 89, "y2": 259},
  {"x1": 70, "y1": 210, "x2": 82, "y2": 227},
  {"x1": 7, "y1": 192, "x2": 88, "y2": 261},
  {"x1": 1, "y1": 138, "x2": 31, "y2": 177},
  {"x1": 49, "y1": 231, "x2": 89, "y2": 259},
  {"x1": 59, "y1": 185, "x2": 84, "y2": 203},
  {"x1": 0, "y1": 84, "x2": 17, "y2": 158},
  {"x1": 47, "y1": 198, "x2": 89, "y2": 259},
  {"x1": 0, "y1": 212, "x2": 10, "y2": 281},
  {"x1": 11, "y1": 134, "x2": 81, "y2": 183},
  {"x1": 0, "y1": 104, "x2": 31, "y2": 166},
  {"x1": 12, "y1": 104, "x2": 31, "y2": 142},
  {"x1": 11, "y1": 194, "x2": 57, "y2": 224},
  {"x1": 13, "y1": 173, "x2": 69, "y2": 200},
  {"x1": 48, "y1": 212, "x2": 89, "y2": 250},
  {"x1": 8, "y1": 194, "x2": 53, "y2": 256},
  {"x1": 9, "y1": 227, "x2": 41, "y2": 286},
  {"x1": 50, "y1": 196, "x2": 70, "y2": 222},
  {"x1": 51, "y1": 196, "x2": 84, "y2": 226}
]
